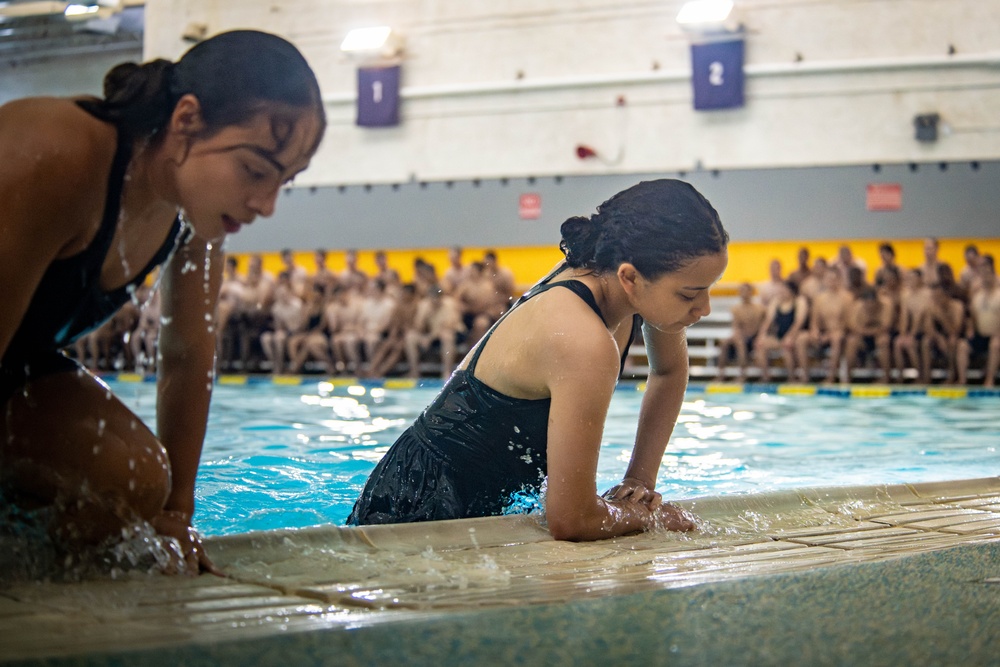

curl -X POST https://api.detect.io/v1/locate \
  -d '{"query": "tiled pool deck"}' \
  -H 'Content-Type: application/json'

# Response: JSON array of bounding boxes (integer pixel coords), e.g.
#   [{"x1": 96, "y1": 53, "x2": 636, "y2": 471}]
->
[{"x1": 2, "y1": 477, "x2": 998, "y2": 666}]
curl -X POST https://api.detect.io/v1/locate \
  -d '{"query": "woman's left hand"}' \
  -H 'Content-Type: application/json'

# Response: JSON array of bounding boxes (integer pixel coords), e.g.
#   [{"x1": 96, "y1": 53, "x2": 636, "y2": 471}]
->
[
  {"x1": 602, "y1": 477, "x2": 662, "y2": 510},
  {"x1": 151, "y1": 510, "x2": 223, "y2": 577}
]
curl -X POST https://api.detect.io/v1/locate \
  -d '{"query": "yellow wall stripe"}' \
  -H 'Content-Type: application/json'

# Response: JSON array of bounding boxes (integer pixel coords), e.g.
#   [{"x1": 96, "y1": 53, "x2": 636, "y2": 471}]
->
[{"x1": 229, "y1": 237, "x2": 999, "y2": 291}]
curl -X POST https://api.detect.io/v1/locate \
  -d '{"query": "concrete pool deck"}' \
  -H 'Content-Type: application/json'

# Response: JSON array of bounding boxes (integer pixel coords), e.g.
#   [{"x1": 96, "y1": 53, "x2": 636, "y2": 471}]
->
[{"x1": 1, "y1": 476, "x2": 998, "y2": 665}]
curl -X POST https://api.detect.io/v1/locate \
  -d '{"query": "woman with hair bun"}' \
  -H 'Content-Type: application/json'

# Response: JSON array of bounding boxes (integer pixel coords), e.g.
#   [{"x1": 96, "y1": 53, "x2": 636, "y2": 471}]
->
[
  {"x1": 0, "y1": 30, "x2": 326, "y2": 573},
  {"x1": 350, "y1": 180, "x2": 729, "y2": 540}
]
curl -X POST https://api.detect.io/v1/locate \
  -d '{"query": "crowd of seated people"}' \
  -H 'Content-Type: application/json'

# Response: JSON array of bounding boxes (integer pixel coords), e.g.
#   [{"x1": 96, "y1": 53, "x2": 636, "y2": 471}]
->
[
  {"x1": 211, "y1": 246, "x2": 518, "y2": 378},
  {"x1": 718, "y1": 239, "x2": 999, "y2": 386},
  {"x1": 66, "y1": 240, "x2": 998, "y2": 386},
  {"x1": 66, "y1": 246, "x2": 520, "y2": 379},
  {"x1": 70, "y1": 283, "x2": 160, "y2": 374}
]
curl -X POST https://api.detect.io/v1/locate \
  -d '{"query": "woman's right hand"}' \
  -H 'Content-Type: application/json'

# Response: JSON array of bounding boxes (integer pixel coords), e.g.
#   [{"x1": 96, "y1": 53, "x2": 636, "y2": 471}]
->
[
  {"x1": 151, "y1": 510, "x2": 224, "y2": 576},
  {"x1": 652, "y1": 503, "x2": 697, "y2": 532}
]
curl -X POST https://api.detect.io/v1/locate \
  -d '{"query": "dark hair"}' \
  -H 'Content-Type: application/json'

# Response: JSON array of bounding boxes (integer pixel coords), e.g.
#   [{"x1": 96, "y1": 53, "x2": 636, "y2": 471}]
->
[
  {"x1": 559, "y1": 179, "x2": 728, "y2": 279},
  {"x1": 879, "y1": 242, "x2": 895, "y2": 257},
  {"x1": 82, "y1": 30, "x2": 325, "y2": 147},
  {"x1": 784, "y1": 279, "x2": 799, "y2": 296}
]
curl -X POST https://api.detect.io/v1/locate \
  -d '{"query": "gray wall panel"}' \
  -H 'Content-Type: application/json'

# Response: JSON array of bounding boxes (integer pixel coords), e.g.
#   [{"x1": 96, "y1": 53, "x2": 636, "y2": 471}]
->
[{"x1": 225, "y1": 161, "x2": 998, "y2": 253}]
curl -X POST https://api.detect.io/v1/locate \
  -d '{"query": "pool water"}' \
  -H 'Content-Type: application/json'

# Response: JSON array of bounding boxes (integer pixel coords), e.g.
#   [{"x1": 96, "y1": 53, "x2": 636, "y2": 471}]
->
[{"x1": 107, "y1": 379, "x2": 1000, "y2": 537}]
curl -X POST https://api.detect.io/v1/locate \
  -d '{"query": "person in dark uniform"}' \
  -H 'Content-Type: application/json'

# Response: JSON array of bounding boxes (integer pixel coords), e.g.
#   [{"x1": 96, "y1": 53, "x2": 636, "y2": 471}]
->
[
  {"x1": 350, "y1": 180, "x2": 729, "y2": 541},
  {"x1": 0, "y1": 30, "x2": 325, "y2": 573}
]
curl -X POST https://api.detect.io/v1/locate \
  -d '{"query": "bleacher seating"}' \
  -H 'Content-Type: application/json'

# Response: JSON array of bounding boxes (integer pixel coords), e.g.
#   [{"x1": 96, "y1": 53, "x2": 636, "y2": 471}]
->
[{"x1": 624, "y1": 293, "x2": 738, "y2": 379}]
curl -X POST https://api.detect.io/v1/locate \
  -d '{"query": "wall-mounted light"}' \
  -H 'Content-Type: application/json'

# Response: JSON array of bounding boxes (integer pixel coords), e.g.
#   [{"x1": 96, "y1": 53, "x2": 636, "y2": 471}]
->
[
  {"x1": 64, "y1": 4, "x2": 100, "y2": 17},
  {"x1": 677, "y1": 0, "x2": 733, "y2": 25},
  {"x1": 676, "y1": 0, "x2": 740, "y2": 34},
  {"x1": 340, "y1": 26, "x2": 404, "y2": 59}
]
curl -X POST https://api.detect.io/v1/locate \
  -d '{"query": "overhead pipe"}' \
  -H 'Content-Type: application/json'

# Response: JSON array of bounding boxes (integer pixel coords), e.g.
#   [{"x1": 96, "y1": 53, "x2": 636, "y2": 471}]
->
[{"x1": 323, "y1": 51, "x2": 1000, "y2": 106}]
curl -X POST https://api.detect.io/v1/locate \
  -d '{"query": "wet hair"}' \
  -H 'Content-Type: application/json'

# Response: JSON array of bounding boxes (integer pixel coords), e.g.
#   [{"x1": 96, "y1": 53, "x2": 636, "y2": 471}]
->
[
  {"x1": 559, "y1": 179, "x2": 728, "y2": 279},
  {"x1": 81, "y1": 30, "x2": 325, "y2": 148}
]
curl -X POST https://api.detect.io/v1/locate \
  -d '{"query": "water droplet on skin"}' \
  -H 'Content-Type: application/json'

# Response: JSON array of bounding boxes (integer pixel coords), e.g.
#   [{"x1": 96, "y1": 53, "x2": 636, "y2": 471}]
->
[
  {"x1": 93, "y1": 445, "x2": 102, "y2": 455},
  {"x1": 128, "y1": 459, "x2": 136, "y2": 471},
  {"x1": 513, "y1": 426, "x2": 520, "y2": 433},
  {"x1": 97, "y1": 419, "x2": 106, "y2": 436},
  {"x1": 159, "y1": 316, "x2": 173, "y2": 326},
  {"x1": 128, "y1": 480, "x2": 136, "y2": 491}
]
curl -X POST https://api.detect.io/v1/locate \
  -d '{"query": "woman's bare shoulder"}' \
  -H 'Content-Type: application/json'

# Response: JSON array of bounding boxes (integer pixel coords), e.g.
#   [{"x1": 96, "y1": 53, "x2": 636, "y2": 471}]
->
[
  {"x1": 0, "y1": 97, "x2": 115, "y2": 234},
  {"x1": 0, "y1": 97, "x2": 113, "y2": 187},
  {"x1": 524, "y1": 287, "x2": 621, "y2": 365}
]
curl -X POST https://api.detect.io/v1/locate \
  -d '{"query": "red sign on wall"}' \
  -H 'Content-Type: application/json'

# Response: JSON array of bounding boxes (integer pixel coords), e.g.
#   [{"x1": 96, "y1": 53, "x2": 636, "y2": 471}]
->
[
  {"x1": 519, "y1": 193, "x2": 541, "y2": 220},
  {"x1": 866, "y1": 183, "x2": 902, "y2": 211}
]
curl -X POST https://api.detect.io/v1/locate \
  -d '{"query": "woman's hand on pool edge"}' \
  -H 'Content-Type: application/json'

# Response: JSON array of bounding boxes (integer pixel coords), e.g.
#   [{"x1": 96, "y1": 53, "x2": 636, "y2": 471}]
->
[
  {"x1": 151, "y1": 510, "x2": 224, "y2": 577},
  {"x1": 653, "y1": 504, "x2": 697, "y2": 532},
  {"x1": 603, "y1": 477, "x2": 663, "y2": 510}
]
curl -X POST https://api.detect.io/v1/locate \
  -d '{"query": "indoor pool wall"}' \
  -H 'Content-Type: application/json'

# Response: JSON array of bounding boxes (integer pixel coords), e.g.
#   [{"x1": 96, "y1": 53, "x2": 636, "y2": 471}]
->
[
  {"x1": 2, "y1": 376, "x2": 998, "y2": 665},
  {"x1": 2, "y1": 476, "x2": 999, "y2": 665}
]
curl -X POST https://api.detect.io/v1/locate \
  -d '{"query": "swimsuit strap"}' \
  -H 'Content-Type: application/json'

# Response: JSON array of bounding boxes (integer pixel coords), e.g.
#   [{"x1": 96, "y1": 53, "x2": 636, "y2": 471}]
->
[
  {"x1": 467, "y1": 264, "x2": 640, "y2": 377},
  {"x1": 86, "y1": 114, "x2": 134, "y2": 268},
  {"x1": 74, "y1": 99, "x2": 187, "y2": 297}
]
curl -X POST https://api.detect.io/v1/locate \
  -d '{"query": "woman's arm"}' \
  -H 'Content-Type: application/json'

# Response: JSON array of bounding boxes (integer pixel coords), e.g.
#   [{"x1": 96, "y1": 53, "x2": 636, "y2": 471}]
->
[
  {"x1": 792, "y1": 296, "x2": 810, "y2": 335},
  {"x1": 154, "y1": 234, "x2": 224, "y2": 573},
  {"x1": 610, "y1": 324, "x2": 688, "y2": 503},
  {"x1": 756, "y1": 302, "x2": 776, "y2": 340},
  {"x1": 543, "y1": 315, "x2": 690, "y2": 541}
]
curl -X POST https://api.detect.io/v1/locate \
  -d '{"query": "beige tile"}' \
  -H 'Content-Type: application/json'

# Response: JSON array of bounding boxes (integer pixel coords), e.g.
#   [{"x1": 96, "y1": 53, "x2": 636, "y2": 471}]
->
[
  {"x1": 785, "y1": 525, "x2": 920, "y2": 546},
  {"x1": 868, "y1": 507, "x2": 990, "y2": 525}
]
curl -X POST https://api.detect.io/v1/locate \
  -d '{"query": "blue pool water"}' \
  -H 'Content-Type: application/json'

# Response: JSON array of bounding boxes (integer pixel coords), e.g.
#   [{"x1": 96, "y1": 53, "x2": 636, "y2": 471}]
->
[{"x1": 107, "y1": 379, "x2": 1000, "y2": 537}]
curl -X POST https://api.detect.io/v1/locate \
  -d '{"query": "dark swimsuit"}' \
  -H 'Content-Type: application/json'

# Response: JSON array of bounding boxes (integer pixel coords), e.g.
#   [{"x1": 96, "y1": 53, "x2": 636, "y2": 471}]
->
[
  {"x1": 348, "y1": 266, "x2": 640, "y2": 525},
  {"x1": 0, "y1": 103, "x2": 187, "y2": 403},
  {"x1": 773, "y1": 304, "x2": 796, "y2": 340}
]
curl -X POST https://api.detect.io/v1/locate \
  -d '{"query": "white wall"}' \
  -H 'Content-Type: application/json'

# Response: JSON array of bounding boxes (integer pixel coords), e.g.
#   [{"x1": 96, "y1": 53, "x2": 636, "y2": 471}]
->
[{"x1": 142, "y1": 0, "x2": 1000, "y2": 188}]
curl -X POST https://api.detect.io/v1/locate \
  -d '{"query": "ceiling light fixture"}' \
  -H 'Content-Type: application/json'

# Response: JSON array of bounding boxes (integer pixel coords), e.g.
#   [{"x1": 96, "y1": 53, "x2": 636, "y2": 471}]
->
[{"x1": 676, "y1": 0, "x2": 734, "y2": 27}]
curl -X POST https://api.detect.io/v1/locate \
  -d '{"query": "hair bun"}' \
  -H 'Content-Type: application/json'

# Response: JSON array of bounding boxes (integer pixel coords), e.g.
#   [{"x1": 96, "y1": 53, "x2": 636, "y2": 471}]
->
[{"x1": 559, "y1": 215, "x2": 600, "y2": 268}]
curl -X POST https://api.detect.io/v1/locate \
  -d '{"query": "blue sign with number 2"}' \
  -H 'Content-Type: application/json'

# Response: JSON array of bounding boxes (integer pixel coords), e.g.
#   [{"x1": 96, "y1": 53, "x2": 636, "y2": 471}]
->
[{"x1": 691, "y1": 39, "x2": 745, "y2": 111}]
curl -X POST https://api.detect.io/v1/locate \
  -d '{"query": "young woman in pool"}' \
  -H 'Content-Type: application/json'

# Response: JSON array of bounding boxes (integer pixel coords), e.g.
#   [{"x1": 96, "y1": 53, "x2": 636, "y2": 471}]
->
[
  {"x1": 349, "y1": 180, "x2": 729, "y2": 540},
  {"x1": 0, "y1": 30, "x2": 325, "y2": 573}
]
